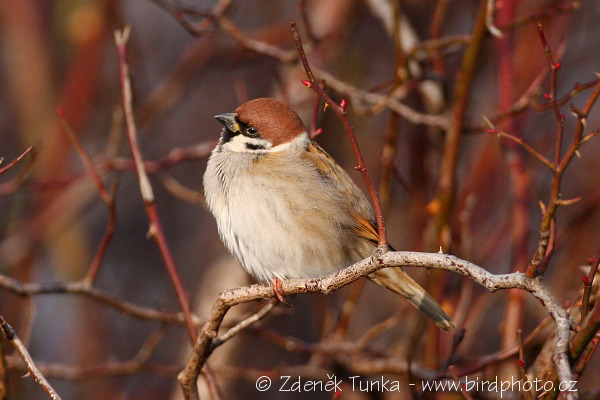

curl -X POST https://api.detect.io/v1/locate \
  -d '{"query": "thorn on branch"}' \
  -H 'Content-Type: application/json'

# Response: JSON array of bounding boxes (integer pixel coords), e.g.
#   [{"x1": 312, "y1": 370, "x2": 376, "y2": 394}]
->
[
  {"x1": 569, "y1": 103, "x2": 585, "y2": 118},
  {"x1": 556, "y1": 196, "x2": 581, "y2": 206},
  {"x1": 581, "y1": 130, "x2": 599, "y2": 144}
]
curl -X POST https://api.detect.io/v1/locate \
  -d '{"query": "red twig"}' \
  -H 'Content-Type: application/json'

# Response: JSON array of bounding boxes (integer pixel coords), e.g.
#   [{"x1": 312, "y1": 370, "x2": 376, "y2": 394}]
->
[
  {"x1": 429, "y1": 0, "x2": 449, "y2": 74},
  {"x1": 290, "y1": 22, "x2": 388, "y2": 246},
  {"x1": 581, "y1": 246, "x2": 600, "y2": 320},
  {"x1": 486, "y1": 126, "x2": 555, "y2": 170},
  {"x1": 114, "y1": 27, "x2": 197, "y2": 343},
  {"x1": 526, "y1": 26, "x2": 600, "y2": 278},
  {"x1": 537, "y1": 23, "x2": 564, "y2": 167},
  {"x1": 0, "y1": 145, "x2": 34, "y2": 176},
  {"x1": 58, "y1": 110, "x2": 117, "y2": 284},
  {"x1": 308, "y1": 80, "x2": 324, "y2": 138}
]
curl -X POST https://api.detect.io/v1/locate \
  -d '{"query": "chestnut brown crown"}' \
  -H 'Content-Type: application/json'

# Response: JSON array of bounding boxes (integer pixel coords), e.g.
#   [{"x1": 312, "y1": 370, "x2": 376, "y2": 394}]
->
[{"x1": 235, "y1": 98, "x2": 307, "y2": 147}]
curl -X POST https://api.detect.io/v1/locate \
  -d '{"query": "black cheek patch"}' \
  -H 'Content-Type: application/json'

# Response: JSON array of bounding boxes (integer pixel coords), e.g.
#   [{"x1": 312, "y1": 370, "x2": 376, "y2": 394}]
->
[{"x1": 245, "y1": 143, "x2": 266, "y2": 151}]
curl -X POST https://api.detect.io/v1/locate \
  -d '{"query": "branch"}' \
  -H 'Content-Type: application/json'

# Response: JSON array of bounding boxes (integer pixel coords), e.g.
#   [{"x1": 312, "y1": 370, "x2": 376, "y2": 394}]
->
[
  {"x1": 114, "y1": 27, "x2": 198, "y2": 343},
  {"x1": 312, "y1": 67, "x2": 449, "y2": 129},
  {"x1": 0, "y1": 145, "x2": 34, "y2": 176},
  {"x1": 526, "y1": 34, "x2": 600, "y2": 278},
  {"x1": 581, "y1": 247, "x2": 600, "y2": 320},
  {"x1": 537, "y1": 23, "x2": 564, "y2": 168},
  {"x1": 434, "y1": 0, "x2": 489, "y2": 249},
  {"x1": 0, "y1": 274, "x2": 195, "y2": 325},
  {"x1": 164, "y1": 4, "x2": 450, "y2": 129},
  {"x1": 290, "y1": 22, "x2": 388, "y2": 246},
  {"x1": 178, "y1": 250, "x2": 575, "y2": 400},
  {"x1": 58, "y1": 110, "x2": 117, "y2": 284},
  {"x1": 212, "y1": 300, "x2": 277, "y2": 347},
  {"x1": 485, "y1": 123, "x2": 556, "y2": 171},
  {"x1": 5, "y1": 327, "x2": 177, "y2": 380},
  {"x1": 1, "y1": 316, "x2": 63, "y2": 400}
]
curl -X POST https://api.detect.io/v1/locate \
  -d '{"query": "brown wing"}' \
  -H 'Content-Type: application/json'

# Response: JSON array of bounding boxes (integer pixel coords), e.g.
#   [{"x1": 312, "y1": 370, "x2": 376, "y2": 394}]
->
[
  {"x1": 302, "y1": 140, "x2": 378, "y2": 244},
  {"x1": 303, "y1": 140, "x2": 454, "y2": 330}
]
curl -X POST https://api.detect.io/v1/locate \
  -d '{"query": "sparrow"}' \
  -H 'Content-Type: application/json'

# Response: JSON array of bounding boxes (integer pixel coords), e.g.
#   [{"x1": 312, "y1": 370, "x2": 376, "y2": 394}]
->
[{"x1": 203, "y1": 97, "x2": 455, "y2": 331}]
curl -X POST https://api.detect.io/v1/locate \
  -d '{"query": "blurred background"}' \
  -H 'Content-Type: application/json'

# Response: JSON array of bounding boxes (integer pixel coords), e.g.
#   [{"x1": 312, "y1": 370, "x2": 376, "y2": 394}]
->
[{"x1": 1, "y1": 0, "x2": 599, "y2": 399}]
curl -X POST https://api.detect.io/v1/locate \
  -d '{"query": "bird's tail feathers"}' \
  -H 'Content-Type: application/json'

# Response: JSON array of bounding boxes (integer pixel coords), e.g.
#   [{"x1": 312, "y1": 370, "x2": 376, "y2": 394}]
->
[{"x1": 368, "y1": 267, "x2": 455, "y2": 331}]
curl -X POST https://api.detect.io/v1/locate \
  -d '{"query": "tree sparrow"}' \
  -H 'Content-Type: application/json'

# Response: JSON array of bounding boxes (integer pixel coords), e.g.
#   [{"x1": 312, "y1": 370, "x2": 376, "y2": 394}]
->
[{"x1": 203, "y1": 98, "x2": 455, "y2": 331}]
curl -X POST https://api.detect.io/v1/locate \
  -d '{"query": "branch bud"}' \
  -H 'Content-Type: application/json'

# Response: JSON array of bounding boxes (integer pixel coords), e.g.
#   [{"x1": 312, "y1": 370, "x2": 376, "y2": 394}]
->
[
  {"x1": 582, "y1": 275, "x2": 590, "y2": 286},
  {"x1": 340, "y1": 99, "x2": 347, "y2": 111}
]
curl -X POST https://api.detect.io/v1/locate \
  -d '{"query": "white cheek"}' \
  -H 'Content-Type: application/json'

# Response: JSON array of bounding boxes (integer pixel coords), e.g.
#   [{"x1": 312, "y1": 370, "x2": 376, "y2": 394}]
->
[{"x1": 222, "y1": 135, "x2": 272, "y2": 152}]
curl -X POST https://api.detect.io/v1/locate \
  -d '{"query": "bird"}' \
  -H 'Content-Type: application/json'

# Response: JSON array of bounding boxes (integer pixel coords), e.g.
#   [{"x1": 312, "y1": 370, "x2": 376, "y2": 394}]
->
[{"x1": 203, "y1": 97, "x2": 455, "y2": 331}]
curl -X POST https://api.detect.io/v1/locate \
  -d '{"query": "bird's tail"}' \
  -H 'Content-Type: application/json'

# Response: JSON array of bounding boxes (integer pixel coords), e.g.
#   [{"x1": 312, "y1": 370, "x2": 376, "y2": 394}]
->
[{"x1": 368, "y1": 267, "x2": 455, "y2": 331}]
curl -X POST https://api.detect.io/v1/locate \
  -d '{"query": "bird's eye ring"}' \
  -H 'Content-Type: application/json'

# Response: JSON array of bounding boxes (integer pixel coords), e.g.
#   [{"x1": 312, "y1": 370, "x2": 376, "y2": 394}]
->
[{"x1": 246, "y1": 127, "x2": 258, "y2": 136}]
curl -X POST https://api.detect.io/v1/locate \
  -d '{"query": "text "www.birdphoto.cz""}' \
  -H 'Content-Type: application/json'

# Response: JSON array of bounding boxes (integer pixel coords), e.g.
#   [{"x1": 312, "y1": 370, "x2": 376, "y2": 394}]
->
[{"x1": 255, "y1": 375, "x2": 578, "y2": 397}]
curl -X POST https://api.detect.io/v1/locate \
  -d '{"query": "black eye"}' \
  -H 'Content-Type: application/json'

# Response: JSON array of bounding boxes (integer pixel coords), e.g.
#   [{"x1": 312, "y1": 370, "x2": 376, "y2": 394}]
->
[{"x1": 246, "y1": 127, "x2": 258, "y2": 136}]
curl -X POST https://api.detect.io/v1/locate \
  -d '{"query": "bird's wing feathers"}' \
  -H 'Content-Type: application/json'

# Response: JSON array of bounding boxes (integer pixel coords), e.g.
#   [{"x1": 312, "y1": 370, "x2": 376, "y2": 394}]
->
[
  {"x1": 351, "y1": 213, "x2": 379, "y2": 245},
  {"x1": 302, "y1": 141, "x2": 378, "y2": 243},
  {"x1": 302, "y1": 140, "x2": 455, "y2": 331}
]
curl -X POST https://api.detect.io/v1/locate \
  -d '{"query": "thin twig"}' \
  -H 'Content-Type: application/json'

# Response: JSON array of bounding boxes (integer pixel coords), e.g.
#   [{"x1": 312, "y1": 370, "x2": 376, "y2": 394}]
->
[
  {"x1": 456, "y1": 316, "x2": 552, "y2": 377},
  {"x1": 517, "y1": 329, "x2": 535, "y2": 400},
  {"x1": 58, "y1": 110, "x2": 117, "y2": 284},
  {"x1": 212, "y1": 300, "x2": 277, "y2": 347},
  {"x1": 485, "y1": 0, "x2": 503, "y2": 38},
  {"x1": 0, "y1": 145, "x2": 34, "y2": 176},
  {"x1": 0, "y1": 274, "x2": 195, "y2": 325},
  {"x1": 485, "y1": 123, "x2": 556, "y2": 171},
  {"x1": 582, "y1": 247, "x2": 600, "y2": 320},
  {"x1": 537, "y1": 23, "x2": 564, "y2": 168},
  {"x1": 1, "y1": 316, "x2": 63, "y2": 400},
  {"x1": 312, "y1": 67, "x2": 449, "y2": 129},
  {"x1": 355, "y1": 314, "x2": 402, "y2": 349},
  {"x1": 526, "y1": 38, "x2": 600, "y2": 278},
  {"x1": 499, "y1": 2, "x2": 580, "y2": 32},
  {"x1": 114, "y1": 27, "x2": 198, "y2": 343},
  {"x1": 309, "y1": 80, "x2": 324, "y2": 138},
  {"x1": 290, "y1": 22, "x2": 388, "y2": 246},
  {"x1": 448, "y1": 365, "x2": 475, "y2": 400},
  {"x1": 434, "y1": 0, "x2": 489, "y2": 250},
  {"x1": 6, "y1": 327, "x2": 174, "y2": 380}
]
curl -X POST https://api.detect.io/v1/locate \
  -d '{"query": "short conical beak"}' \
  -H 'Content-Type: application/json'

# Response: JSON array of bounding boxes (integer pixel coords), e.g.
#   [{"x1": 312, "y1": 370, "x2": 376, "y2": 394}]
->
[{"x1": 215, "y1": 113, "x2": 241, "y2": 134}]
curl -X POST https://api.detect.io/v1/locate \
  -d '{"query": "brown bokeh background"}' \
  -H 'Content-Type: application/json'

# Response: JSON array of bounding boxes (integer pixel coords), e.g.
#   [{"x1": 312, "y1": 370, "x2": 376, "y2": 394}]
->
[{"x1": 1, "y1": 1, "x2": 599, "y2": 399}]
